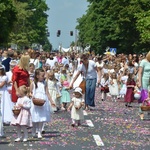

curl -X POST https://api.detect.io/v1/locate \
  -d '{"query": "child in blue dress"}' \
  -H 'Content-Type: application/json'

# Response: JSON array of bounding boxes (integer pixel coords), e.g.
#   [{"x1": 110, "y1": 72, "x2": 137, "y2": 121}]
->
[
  {"x1": 60, "y1": 80, "x2": 71, "y2": 110},
  {"x1": 60, "y1": 68, "x2": 71, "y2": 110}
]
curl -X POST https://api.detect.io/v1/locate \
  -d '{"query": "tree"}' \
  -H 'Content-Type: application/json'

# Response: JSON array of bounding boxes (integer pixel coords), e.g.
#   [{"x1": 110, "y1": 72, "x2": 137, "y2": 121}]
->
[
  {"x1": 77, "y1": 0, "x2": 150, "y2": 54},
  {"x1": 42, "y1": 38, "x2": 52, "y2": 51},
  {"x1": 0, "y1": 0, "x2": 17, "y2": 47},
  {"x1": 135, "y1": 10, "x2": 150, "y2": 44},
  {"x1": 9, "y1": 0, "x2": 50, "y2": 50}
]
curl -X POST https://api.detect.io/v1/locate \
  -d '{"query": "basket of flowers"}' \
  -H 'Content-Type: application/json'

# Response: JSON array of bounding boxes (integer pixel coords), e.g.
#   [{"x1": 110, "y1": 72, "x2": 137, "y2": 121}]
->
[
  {"x1": 32, "y1": 92, "x2": 46, "y2": 106},
  {"x1": 141, "y1": 100, "x2": 150, "y2": 111},
  {"x1": 32, "y1": 98, "x2": 45, "y2": 106},
  {"x1": 12, "y1": 107, "x2": 21, "y2": 116}
]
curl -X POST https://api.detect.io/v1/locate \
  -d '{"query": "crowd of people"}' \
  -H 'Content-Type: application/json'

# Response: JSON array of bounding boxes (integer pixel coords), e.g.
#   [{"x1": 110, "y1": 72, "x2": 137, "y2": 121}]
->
[{"x1": 0, "y1": 48, "x2": 150, "y2": 142}]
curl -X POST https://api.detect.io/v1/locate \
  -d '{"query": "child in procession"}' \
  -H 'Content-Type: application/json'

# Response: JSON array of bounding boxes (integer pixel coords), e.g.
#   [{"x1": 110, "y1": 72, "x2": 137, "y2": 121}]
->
[
  {"x1": 124, "y1": 73, "x2": 136, "y2": 107},
  {"x1": 30, "y1": 68, "x2": 55, "y2": 138},
  {"x1": 109, "y1": 72, "x2": 119, "y2": 102},
  {"x1": 11, "y1": 85, "x2": 32, "y2": 142},
  {"x1": 0, "y1": 65, "x2": 13, "y2": 125},
  {"x1": 100, "y1": 73, "x2": 109, "y2": 101},
  {"x1": 47, "y1": 71, "x2": 60, "y2": 112},
  {"x1": 67, "y1": 87, "x2": 84, "y2": 127}
]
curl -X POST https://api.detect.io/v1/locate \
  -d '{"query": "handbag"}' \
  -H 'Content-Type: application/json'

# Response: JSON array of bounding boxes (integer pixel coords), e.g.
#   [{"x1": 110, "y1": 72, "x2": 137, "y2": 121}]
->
[
  {"x1": 138, "y1": 89, "x2": 148, "y2": 103},
  {"x1": 79, "y1": 79, "x2": 86, "y2": 94}
]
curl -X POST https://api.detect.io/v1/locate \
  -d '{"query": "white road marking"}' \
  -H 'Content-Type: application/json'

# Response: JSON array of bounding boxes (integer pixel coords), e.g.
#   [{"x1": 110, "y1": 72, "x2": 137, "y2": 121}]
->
[{"x1": 93, "y1": 135, "x2": 104, "y2": 146}]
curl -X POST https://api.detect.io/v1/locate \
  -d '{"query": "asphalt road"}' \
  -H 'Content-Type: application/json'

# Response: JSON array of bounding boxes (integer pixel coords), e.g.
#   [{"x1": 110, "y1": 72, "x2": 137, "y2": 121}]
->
[{"x1": 0, "y1": 88, "x2": 150, "y2": 150}]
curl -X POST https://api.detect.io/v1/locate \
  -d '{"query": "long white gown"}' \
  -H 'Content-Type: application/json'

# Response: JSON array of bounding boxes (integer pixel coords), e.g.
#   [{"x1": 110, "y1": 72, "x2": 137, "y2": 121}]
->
[
  {"x1": 47, "y1": 79, "x2": 58, "y2": 112},
  {"x1": 0, "y1": 75, "x2": 13, "y2": 123}
]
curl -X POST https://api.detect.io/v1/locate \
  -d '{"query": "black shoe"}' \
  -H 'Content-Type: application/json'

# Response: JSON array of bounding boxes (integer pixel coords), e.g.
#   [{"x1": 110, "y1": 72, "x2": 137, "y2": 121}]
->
[
  {"x1": 57, "y1": 107, "x2": 60, "y2": 111},
  {"x1": 128, "y1": 105, "x2": 132, "y2": 107},
  {"x1": 3, "y1": 123, "x2": 10, "y2": 126},
  {"x1": 77, "y1": 123, "x2": 81, "y2": 126},
  {"x1": 42, "y1": 130, "x2": 45, "y2": 134},
  {"x1": 102, "y1": 99, "x2": 104, "y2": 101},
  {"x1": 125, "y1": 104, "x2": 128, "y2": 107},
  {"x1": 71, "y1": 124, "x2": 75, "y2": 127}
]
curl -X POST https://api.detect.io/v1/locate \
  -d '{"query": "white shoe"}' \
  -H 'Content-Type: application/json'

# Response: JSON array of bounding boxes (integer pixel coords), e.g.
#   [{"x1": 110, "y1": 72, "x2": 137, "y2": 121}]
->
[
  {"x1": 15, "y1": 138, "x2": 21, "y2": 142},
  {"x1": 38, "y1": 132, "x2": 42, "y2": 139},
  {"x1": 23, "y1": 138, "x2": 28, "y2": 142}
]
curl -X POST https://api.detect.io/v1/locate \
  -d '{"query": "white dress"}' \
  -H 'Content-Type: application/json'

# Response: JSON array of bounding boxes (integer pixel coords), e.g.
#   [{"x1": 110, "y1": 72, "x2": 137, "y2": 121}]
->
[
  {"x1": 6, "y1": 71, "x2": 13, "y2": 92},
  {"x1": 120, "y1": 75, "x2": 128, "y2": 95},
  {"x1": 71, "y1": 97, "x2": 84, "y2": 120},
  {"x1": 0, "y1": 75, "x2": 13, "y2": 123},
  {"x1": 30, "y1": 82, "x2": 51, "y2": 123},
  {"x1": 109, "y1": 79, "x2": 119, "y2": 96},
  {"x1": 47, "y1": 79, "x2": 57, "y2": 112},
  {"x1": 6, "y1": 71, "x2": 14, "y2": 107}
]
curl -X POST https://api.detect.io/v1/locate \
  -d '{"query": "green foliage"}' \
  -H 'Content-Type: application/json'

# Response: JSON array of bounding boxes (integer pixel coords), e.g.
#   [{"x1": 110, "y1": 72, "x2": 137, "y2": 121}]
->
[
  {"x1": 0, "y1": 0, "x2": 17, "y2": 47},
  {"x1": 42, "y1": 38, "x2": 52, "y2": 51},
  {"x1": 0, "y1": 0, "x2": 51, "y2": 50},
  {"x1": 135, "y1": 10, "x2": 150, "y2": 43},
  {"x1": 77, "y1": 0, "x2": 150, "y2": 54}
]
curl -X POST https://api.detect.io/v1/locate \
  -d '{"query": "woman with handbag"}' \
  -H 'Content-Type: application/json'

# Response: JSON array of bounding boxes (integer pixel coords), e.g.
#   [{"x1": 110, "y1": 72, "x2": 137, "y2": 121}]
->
[
  {"x1": 138, "y1": 51, "x2": 150, "y2": 119},
  {"x1": 70, "y1": 53, "x2": 101, "y2": 110}
]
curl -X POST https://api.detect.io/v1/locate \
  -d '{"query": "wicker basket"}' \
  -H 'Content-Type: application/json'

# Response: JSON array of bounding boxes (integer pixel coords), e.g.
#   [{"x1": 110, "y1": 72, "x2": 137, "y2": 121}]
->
[
  {"x1": 141, "y1": 106, "x2": 150, "y2": 111},
  {"x1": 12, "y1": 109, "x2": 21, "y2": 116},
  {"x1": 56, "y1": 93, "x2": 61, "y2": 98},
  {"x1": 33, "y1": 98, "x2": 45, "y2": 106}
]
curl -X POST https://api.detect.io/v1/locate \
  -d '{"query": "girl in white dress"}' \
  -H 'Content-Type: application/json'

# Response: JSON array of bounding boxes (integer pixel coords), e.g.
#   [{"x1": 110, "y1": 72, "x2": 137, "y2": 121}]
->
[
  {"x1": 6, "y1": 60, "x2": 18, "y2": 106},
  {"x1": 67, "y1": 87, "x2": 84, "y2": 127},
  {"x1": 11, "y1": 85, "x2": 32, "y2": 142},
  {"x1": 30, "y1": 68, "x2": 55, "y2": 138},
  {"x1": 119, "y1": 69, "x2": 128, "y2": 98},
  {"x1": 28, "y1": 63, "x2": 35, "y2": 84},
  {"x1": 109, "y1": 72, "x2": 119, "y2": 102},
  {"x1": 0, "y1": 65, "x2": 13, "y2": 124},
  {"x1": 100, "y1": 73, "x2": 109, "y2": 101},
  {"x1": 47, "y1": 71, "x2": 59, "y2": 112}
]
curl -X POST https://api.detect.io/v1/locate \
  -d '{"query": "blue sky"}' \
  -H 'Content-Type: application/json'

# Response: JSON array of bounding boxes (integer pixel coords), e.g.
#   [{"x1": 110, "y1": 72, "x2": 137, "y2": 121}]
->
[{"x1": 46, "y1": 0, "x2": 88, "y2": 50}]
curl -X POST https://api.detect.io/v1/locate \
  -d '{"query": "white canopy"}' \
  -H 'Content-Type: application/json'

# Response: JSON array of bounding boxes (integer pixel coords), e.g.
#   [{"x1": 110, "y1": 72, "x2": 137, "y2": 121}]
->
[{"x1": 61, "y1": 47, "x2": 70, "y2": 52}]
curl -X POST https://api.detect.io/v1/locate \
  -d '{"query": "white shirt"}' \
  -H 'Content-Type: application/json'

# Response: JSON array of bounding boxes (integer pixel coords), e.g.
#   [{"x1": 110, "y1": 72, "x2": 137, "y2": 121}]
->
[
  {"x1": 46, "y1": 58, "x2": 57, "y2": 68},
  {"x1": 78, "y1": 60, "x2": 97, "y2": 79},
  {"x1": 62, "y1": 57, "x2": 69, "y2": 66}
]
